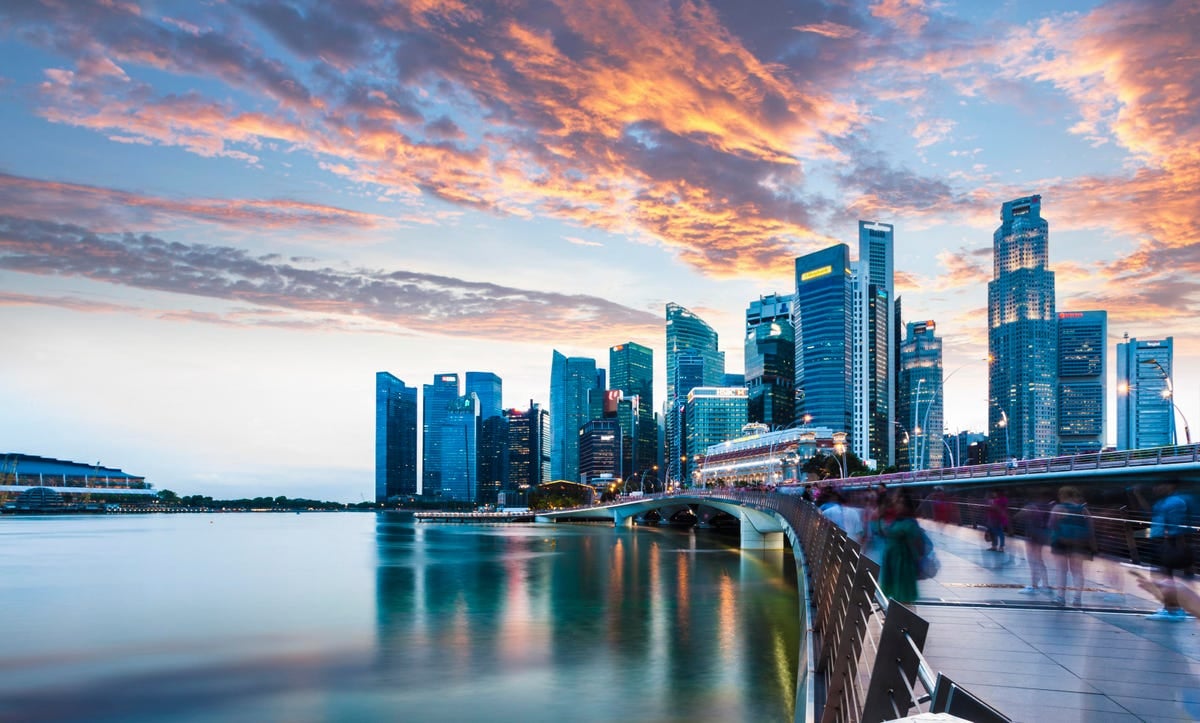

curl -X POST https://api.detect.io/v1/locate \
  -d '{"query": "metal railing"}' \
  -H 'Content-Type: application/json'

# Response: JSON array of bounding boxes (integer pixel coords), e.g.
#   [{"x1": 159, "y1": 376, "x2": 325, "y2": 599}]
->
[{"x1": 702, "y1": 489, "x2": 1010, "y2": 723}]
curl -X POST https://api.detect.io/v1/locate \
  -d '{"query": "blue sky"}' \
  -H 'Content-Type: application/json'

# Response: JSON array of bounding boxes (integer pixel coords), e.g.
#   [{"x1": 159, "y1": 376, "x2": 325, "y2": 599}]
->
[{"x1": 1, "y1": 0, "x2": 1197, "y2": 501}]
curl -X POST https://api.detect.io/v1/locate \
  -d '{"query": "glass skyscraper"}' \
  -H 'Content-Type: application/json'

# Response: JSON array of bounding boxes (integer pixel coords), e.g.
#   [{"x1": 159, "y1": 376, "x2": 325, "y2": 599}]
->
[
  {"x1": 988, "y1": 195, "x2": 1057, "y2": 461},
  {"x1": 684, "y1": 387, "x2": 748, "y2": 486},
  {"x1": 465, "y1": 371, "x2": 503, "y2": 421},
  {"x1": 898, "y1": 321, "x2": 943, "y2": 470},
  {"x1": 550, "y1": 350, "x2": 600, "y2": 482},
  {"x1": 506, "y1": 401, "x2": 550, "y2": 495},
  {"x1": 439, "y1": 393, "x2": 479, "y2": 501},
  {"x1": 859, "y1": 221, "x2": 896, "y2": 467},
  {"x1": 422, "y1": 373, "x2": 460, "y2": 494},
  {"x1": 610, "y1": 342, "x2": 656, "y2": 481},
  {"x1": 375, "y1": 372, "x2": 417, "y2": 503},
  {"x1": 794, "y1": 244, "x2": 854, "y2": 441},
  {"x1": 745, "y1": 294, "x2": 794, "y2": 429},
  {"x1": 1058, "y1": 311, "x2": 1107, "y2": 454},
  {"x1": 665, "y1": 303, "x2": 724, "y2": 486},
  {"x1": 578, "y1": 418, "x2": 622, "y2": 485},
  {"x1": 1116, "y1": 336, "x2": 1174, "y2": 449}
]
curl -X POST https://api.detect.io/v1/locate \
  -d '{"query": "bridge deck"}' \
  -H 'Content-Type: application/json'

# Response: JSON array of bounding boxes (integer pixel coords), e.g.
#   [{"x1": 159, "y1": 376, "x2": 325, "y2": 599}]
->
[{"x1": 907, "y1": 522, "x2": 1200, "y2": 722}]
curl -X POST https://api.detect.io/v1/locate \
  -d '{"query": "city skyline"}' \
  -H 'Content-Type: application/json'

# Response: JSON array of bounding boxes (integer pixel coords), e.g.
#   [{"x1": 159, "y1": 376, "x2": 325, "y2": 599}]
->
[{"x1": 2, "y1": 1, "x2": 1197, "y2": 502}]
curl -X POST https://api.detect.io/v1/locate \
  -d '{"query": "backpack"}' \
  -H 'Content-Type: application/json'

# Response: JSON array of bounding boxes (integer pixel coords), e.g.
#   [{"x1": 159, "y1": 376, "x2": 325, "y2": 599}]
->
[
  {"x1": 917, "y1": 527, "x2": 940, "y2": 580},
  {"x1": 1053, "y1": 503, "x2": 1090, "y2": 543}
]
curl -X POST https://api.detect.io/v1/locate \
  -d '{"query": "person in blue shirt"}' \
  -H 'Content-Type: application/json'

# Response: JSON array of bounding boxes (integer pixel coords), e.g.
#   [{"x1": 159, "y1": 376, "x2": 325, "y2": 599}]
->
[{"x1": 1146, "y1": 480, "x2": 1194, "y2": 620}]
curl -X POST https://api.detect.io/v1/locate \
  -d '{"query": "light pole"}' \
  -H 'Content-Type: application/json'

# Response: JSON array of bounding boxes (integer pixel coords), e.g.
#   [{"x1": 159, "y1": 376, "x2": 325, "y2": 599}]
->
[
  {"x1": 941, "y1": 436, "x2": 956, "y2": 468},
  {"x1": 997, "y1": 409, "x2": 1010, "y2": 460},
  {"x1": 912, "y1": 379, "x2": 926, "y2": 471},
  {"x1": 832, "y1": 431, "x2": 848, "y2": 479},
  {"x1": 1143, "y1": 358, "x2": 1192, "y2": 445}
]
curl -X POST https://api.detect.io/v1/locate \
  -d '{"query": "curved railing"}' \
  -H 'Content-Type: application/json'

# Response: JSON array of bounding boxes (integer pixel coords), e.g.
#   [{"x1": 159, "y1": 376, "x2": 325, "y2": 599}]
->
[{"x1": 697, "y1": 489, "x2": 1010, "y2": 723}]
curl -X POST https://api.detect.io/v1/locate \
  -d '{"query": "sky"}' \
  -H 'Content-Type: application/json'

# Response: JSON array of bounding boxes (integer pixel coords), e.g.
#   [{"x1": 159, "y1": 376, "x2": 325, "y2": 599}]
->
[{"x1": 1, "y1": 0, "x2": 1197, "y2": 502}]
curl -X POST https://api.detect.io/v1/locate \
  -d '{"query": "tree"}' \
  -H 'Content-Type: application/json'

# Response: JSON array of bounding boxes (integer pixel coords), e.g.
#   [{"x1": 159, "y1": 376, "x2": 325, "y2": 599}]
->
[{"x1": 157, "y1": 489, "x2": 179, "y2": 503}]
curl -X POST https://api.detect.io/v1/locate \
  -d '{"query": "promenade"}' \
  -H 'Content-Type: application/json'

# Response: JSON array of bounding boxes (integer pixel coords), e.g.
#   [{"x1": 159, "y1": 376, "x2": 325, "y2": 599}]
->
[{"x1": 904, "y1": 522, "x2": 1200, "y2": 722}]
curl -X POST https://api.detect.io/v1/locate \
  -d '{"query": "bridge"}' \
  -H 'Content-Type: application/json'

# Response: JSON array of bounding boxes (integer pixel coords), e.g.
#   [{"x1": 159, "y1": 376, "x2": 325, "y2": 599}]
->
[{"x1": 522, "y1": 450, "x2": 1200, "y2": 722}]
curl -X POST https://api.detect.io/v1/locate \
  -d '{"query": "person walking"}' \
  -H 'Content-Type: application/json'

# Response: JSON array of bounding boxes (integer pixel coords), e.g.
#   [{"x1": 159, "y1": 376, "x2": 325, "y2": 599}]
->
[
  {"x1": 984, "y1": 488, "x2": 1009, "y2": 552},
  {"x1": 1016, "y1": 491, "x2": 1053, "y2": 594},
  {"x1": 880, "y1": 489, "x2": 922, "y2": 605},
  {"x1": 819, "y1": 487, "x2": 866, "y2": 547},
  {"x1": 1145, "y1": 479, "x2": 1194, "y2": 620},
  {"x1": 1049, "y1": 485, "x2": 1096, "y2": 607}
]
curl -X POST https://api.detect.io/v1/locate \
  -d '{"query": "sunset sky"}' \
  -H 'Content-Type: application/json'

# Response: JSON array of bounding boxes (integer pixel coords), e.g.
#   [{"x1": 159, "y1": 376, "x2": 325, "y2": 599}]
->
[{"x1": 1, "y1": 0, "x2": 1197, "y2": 502}]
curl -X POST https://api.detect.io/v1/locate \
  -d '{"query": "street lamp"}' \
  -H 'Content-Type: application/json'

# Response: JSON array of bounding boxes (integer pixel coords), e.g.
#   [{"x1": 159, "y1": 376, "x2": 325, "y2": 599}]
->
[
  {"x1": 997, "y1": 409, "x2": 1010, "y2": 460},
  {"x1": 1142, "y1": 358, "x2": 1192, "y2": 445},
  {"x1": 832, "y1": 431, "x2": 848, "y2": 479},
  {"x1": 912, "y1": 379, "x2": 925, "y2": 470}
]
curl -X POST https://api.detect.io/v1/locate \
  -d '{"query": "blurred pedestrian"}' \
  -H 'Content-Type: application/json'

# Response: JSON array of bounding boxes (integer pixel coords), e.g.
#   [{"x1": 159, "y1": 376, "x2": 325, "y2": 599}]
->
[
  {"x1": 984, "y1": 488, "x2": 1009, "y2": 552},
  {"x1": 1049, "y1": 485, "x2": 1096, "y2": 606},
  {"x1": 1145, "y1": 479, "x2": 1194, "y2": 620},
  {"x1": 880, "y1": 489, "x2": 922, "y2": 605},
  {"x1": 1016, "y1": 490, "x2": 1053, "y2": 595},
  {"x1": 820, "y1": 487, "x2": 866, "y2": 547}
]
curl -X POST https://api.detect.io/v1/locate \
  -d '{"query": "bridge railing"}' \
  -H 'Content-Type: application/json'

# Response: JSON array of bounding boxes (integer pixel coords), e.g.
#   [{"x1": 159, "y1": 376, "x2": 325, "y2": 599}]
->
[{"x1": 700, "y1": 489, "x2": 1009, "y2": 723}]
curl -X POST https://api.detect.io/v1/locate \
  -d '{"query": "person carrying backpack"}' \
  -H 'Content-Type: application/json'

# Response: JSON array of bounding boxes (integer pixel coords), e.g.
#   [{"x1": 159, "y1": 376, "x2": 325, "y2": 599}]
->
[
  {"x1": 1146, "y1": 479, "x2": 1194, "y2": 620},
  {"x1": 1049, "y1": 485, "x2": 1096, "y2": 606}
]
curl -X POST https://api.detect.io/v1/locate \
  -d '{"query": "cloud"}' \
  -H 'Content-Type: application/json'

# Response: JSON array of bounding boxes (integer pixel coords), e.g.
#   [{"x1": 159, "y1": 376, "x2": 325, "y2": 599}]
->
[
  {"x1": 0, "y1": 172, "x2": 389, "y2": 235},
  {"x1": 563, "y1": 236, "x2": 602, "y2": 247},
  {"x1": 0, "y1": 215, "x2": 660, "y2": 343}
]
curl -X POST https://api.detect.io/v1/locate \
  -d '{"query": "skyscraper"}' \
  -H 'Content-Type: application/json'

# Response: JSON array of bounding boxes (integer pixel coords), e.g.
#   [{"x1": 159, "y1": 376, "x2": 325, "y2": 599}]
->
[
  {"x1": 685, "y1": 387, "x2": 748, "y2": 486},
  {"x1": 422, "y1": 373, "x2": 460, "y2": 493},
  {"x1": 550, "y1": 350, "x2": 600, "y2": 482},
  {"x1": 1058, "y1": 311, "x2": 1107, "y2": 455},
  {"x1": 375, "y1": 372, "x2": 417, "y2": 503},
  {"x1": 859, "y1": 221, "x2": 896, "y2": 467},
  {"x1": 898, "y1": 320, "x2": 943, "y2": 470},
  {"x1": 465, "y1": 371, "x2": 503, "y2": 421},
  {"x1": 988, "y1": 195, "x2": 1057, "y2": 461},
  {"x1": 745, "y1": 294, "x2": 795, "y2": 429},
  {"x1": 578, "y1": 418, "x2": 622, "y2": 485},
  {"x1": 665, "y1": 303, "x2": 724, "y2": 485},
  {"x1": 506, "y1": 401, "x2": 550, "y2": 494},
  {"x1": 1116, "y1": 336, "x2": 1174, "y2": 449},
  {"x1": 439, "y1": 393, "x2": 480, "y2": 501},
  {"x1": 794, "y1": 244, "x2": 854, "y2": 442},
  {"x1": 610, "y1": 342, "x2": 656, "y2": 480}
]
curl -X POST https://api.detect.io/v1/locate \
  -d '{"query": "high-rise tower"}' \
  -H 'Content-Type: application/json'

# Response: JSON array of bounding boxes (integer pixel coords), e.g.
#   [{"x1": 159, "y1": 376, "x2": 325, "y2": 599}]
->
[
  {"x1": 665, "y1": 303, "x2": 724, "y2": 486},
  {"x1": 610, "y1": 342, "x2": 656, "y2": 480},
  {"x1": 898, "y1": 321, "x2": 943, "y2": 470},
  {"x1": 439, "y1": 393, "x2": 479, "y2": 501},
  {"x1": 1057, "y1": 311, "x2": 1107, "y2": 454},
  {"x1": 422, "y1": 373, "x2": 460, "y2": 493},
  {"x1": 550, "y1": 351, "x2": 600, "y2": 481},
  {"x1": 465, "y1": 371, "x2": 503, "y2": 421},
  {"x1": 859, "y1": 221, "x2": 895, "y2": 467},
  {"x1": 988, "y1": 195, "x2": 1057, "y2": 461},
  {"x1": 375, "y1": 372, "x2": 418, "y2": 502},
  {"x1": 745, "y1": 294, "x2": 795, "y2": 430},
  {"x1": 794, "y1": 245, "x2": 854, "y2": 442},
  {"x1": 1116, "y1": 336, "x2": 1174, "y2": 449}
]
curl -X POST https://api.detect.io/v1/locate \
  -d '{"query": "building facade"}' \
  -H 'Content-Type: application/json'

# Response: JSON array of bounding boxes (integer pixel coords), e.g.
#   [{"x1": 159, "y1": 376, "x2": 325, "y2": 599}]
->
[
  {"x1": 988, "y1": 195, "x2": 1058, "y2": 461},
  {"x1": 745, "y1": 294, "x2": 795, "y2": 430},
  {"x1": 684, "y1": 387, "x2": 748, "y2": 486},
  {"x1": 438, "y1": 393, "x2": 480, "y2": 501},
  {"x1": 898, "y1": 320, "x2": 943, "y2": 470},
  {"x1": 1057, "y1": 311, "x2": 1107, "y2": 455},
  {"x1": 859, "y1": 221, "x2": 896, "y2": 467},
  {"x1": 578, "y1": 419, "x2": 622, "y2": 485},
  {"x1": 375, "y1": 372, "x2": 418, "y2": 502},
  {"x1": 1116, "y1": 336, "x2": 1175, "y2": 449},
  {"x1": 506, "y1": 401, "x2": 550, "y2": 495},
  {"x1": 794, "y1": 245, "x2": 854, "y2": 444},
  {"x1": 665, "y1": 303, "x2": 725, "y2": 487},
  {"x1": 550, "y1": 351, "x2": 600, "y2": 482},
  {"x1": 609, "y1": 342, "x2": 656, "y2": 479},
  {"x1": 465, "y1": 371, "x2": 503, "y2": 422},
  {"x1": 422, "y1": 373, "x2": 460, "y2": 494}
]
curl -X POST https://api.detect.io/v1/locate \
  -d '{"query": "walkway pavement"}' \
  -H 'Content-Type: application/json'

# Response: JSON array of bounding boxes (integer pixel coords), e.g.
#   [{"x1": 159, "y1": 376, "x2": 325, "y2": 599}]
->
[{"x1": 905, "y1": 522, "x2": 1200, "y2": 722}]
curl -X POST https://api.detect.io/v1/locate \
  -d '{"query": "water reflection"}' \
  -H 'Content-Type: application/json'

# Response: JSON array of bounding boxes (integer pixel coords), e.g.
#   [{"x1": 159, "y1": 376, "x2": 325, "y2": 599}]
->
[{"x1": 374, "y1": 515, "x2": 799, "y2": 721}]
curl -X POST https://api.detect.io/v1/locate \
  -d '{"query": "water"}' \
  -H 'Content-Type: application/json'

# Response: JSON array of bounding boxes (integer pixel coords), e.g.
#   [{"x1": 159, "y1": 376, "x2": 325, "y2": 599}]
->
[{"x1": 0, "y1": 513, "x2": 799, "y2": 722}]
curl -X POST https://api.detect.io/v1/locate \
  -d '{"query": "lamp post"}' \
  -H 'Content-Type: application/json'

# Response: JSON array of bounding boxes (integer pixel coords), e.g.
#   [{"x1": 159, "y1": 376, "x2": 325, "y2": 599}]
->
[
  {"x1": 832, "y1": 431, "x2": 848, "y2": 479},
  {"x1": 912, "y1": 379, "x2": 926, "y2": 470},
  {"x1": 941, "y1": 437, "x2": 956, "y2": 468},
  {"x1": 1142, "y1": 358, "x2": 1192, "y2": 445},
  {"x1": 997, "y1": 409, "x2": 1010, "y2": 460}
]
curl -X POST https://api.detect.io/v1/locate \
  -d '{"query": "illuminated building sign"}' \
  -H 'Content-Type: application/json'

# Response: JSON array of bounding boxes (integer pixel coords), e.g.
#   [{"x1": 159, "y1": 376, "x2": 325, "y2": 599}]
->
[
  {"x1": 1058, "y1": 312, "x2": 1083, "y2": 319},
  {"x1": 800, "y1": 265, "x2": 833, "y2": 282},
  {"x1": 440, "y1": 375, "x2": 456, "y2": 382}
]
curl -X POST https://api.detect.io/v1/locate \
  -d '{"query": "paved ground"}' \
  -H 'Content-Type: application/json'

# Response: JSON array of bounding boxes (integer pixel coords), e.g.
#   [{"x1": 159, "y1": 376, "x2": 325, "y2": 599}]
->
[{"x1": 904, "y1": 523, "x2": 1200, "y2": 722}]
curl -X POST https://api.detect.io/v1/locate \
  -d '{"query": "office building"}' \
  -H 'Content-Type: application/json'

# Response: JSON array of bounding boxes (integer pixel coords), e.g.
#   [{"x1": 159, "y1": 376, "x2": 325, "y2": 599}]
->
[
  {"x1": 550, "y1": 351, "x2": 601, "y2": 481},
  {"x1": 988, "y1": 195, "x2": 1057, "y2": 461},
  {"x1": 610, "y1": 342, "x2": 656, "y2": 480},
  {"x1": 375, "y1": 372, "x2": 417, "y2": 503},
  {"x1": 439, "y1": 393, "x2": 479, "y2": 501},
  {"x1": 794, "y1": 244, "x2": 854, "y2": 442},
  {"x1": 665, "y1": 303, "x2": 725, "y2": 486},
  {"x1": 898, "y1": 320, "x2": 943, "y2": 470},
  {"x1": 477, "y1": 414, "x2": 508, "y2": 505},
  {"x1": 1058, "y1": 311, "x2": 1107, "y2": 455},
  {"x1": 506, "y1": 401, "x2": 550, "y2": 495},
  {"x1": 1116, "y1": 336, "x2": 1175, "y2": 449},
  {"x1": 465, "y1": 371, "x2": 503, "y2": 421},
  {"x1": 745, "y1": 294, "x2": 795, "y2": 429},
  {"x1": 859, "y1": 221, "x2": 896, "y2": 467},
  {"x1": 684, "y1": 387, "x2": 748, "y2": 486},
  {"x1": 850, "y1": 263, "x2": 870, "y2": 462},
  {"x1": 578, "y1": 419, "x2": 622, "y2": 485},
  {"x1": 422, "y1": 373, "x2": 460, "y2": 494}
]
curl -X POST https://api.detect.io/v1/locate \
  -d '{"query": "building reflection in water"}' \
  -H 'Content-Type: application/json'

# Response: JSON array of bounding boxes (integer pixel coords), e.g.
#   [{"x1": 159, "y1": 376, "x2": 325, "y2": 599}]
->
[{"x1": 374, "y1": 513, "x2": 798, "y2": 720}]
